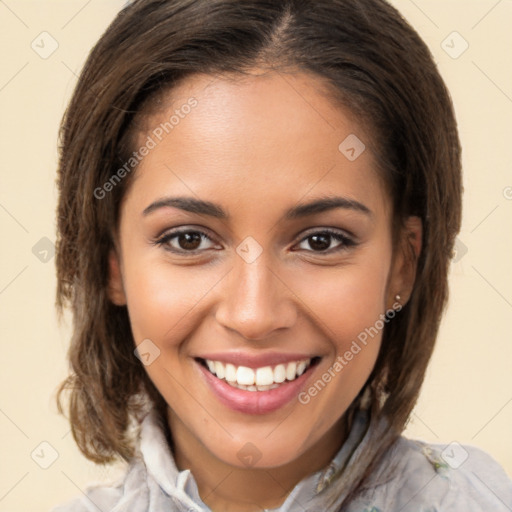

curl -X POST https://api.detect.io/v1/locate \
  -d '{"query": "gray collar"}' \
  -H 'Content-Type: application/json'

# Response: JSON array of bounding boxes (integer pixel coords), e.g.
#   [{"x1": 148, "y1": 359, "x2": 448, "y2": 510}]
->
[{"x1": 138, "y1": 408, "x2": 372, "y2": 511}]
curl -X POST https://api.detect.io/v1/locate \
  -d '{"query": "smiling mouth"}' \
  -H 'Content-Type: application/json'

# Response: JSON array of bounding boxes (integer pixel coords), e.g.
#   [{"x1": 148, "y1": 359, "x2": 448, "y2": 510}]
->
[{"x1": 196, "y1": 357, "x2": 321, "y2": 392}]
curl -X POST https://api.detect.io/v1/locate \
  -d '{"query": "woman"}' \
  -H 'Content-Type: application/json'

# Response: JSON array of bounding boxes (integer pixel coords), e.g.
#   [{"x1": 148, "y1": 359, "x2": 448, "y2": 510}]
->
[{"x1": 52, "y1": 0, "x2": 512, "y2": 510}]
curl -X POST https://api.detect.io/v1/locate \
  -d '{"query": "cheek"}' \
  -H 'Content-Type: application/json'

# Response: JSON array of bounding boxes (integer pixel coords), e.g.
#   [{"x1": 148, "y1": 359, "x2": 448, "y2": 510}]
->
[
  {"x1": 122, "y1": 259, "x2": 222, "y2": 344},
  {"x1": 289, "y1": 255, "x2": 391, "y2": 349},
  {"x1": 289, "y1": 260, "x2": 391, "y2": 435}
]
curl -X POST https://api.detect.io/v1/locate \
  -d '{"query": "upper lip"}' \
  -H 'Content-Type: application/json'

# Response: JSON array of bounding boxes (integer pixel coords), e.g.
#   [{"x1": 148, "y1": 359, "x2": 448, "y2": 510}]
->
[{"x1": 195, "y1": 351, "x2": 319, "y2": 368}]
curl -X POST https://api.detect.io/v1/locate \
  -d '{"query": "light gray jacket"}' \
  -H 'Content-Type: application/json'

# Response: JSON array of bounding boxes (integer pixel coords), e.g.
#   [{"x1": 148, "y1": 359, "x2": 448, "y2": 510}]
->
[{"x1": 51, "y1": 409, "x2": 512, "y2": 511}]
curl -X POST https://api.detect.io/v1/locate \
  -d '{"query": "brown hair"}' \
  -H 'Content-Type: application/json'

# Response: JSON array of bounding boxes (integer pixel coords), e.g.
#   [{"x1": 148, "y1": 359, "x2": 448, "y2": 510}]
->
[{"x1": 55, "y1": 0, "x2": 462, "y2": 507}]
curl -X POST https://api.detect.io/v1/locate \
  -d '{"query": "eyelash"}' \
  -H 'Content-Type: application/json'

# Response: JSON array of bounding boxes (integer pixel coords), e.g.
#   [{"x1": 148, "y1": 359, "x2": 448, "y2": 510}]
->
[{"x1": 153, "y1": 227, "x2": 357, "y2": 256}]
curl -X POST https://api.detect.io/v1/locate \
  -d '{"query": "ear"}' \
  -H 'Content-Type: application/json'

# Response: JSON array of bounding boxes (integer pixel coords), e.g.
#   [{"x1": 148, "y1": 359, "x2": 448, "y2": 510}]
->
[
  {"x1": 387, "y1": 216, "x2": 422, "y2": 308},
  {"x1": 107, "y1": 249, "x2": 127, "y2": 306}
]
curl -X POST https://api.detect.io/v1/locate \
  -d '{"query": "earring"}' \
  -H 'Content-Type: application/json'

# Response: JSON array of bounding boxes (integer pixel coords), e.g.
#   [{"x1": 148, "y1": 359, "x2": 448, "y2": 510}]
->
[{"x1": 388, "y1": 294, "x2": 402, "y2": 312}]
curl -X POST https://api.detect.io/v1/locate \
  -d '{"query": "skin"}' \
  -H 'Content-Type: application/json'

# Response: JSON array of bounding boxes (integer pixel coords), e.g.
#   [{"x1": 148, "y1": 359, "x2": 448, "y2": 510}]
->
[{"x1": 108, "y1": 69, "x2": 422, "y2": 512}]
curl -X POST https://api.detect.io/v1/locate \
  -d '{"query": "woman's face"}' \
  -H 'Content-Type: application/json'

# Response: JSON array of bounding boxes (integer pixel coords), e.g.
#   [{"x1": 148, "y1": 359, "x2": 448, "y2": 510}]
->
[{"x1": 109, "y1": 70, "x2": 417, "y2": 470}]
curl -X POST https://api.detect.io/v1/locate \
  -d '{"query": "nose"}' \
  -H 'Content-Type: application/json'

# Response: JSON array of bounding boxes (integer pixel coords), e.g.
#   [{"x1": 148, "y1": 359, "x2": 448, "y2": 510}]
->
[{"x1": 215, "y1": 254, "x2": 298, "y2": 341}]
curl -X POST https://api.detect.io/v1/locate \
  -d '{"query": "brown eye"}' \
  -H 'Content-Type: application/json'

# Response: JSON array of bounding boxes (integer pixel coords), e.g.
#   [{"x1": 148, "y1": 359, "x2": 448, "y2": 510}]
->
[
  {"x1": 177, "y1": 232, "x2": 202, "y2": 250},
  {"x1": 155, "y1": 229, "x2": 219, "y2": 253},
  {"x1": 295, "y1": 229, "x2": 355, "y2": 253},
  {"x1": 307, "y1": 234, "x2": 332, "y2": 251}
]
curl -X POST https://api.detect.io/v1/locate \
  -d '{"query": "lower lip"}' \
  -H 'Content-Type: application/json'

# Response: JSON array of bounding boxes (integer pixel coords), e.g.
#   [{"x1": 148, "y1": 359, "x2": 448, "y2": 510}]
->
[{"x1": 196, "y1": 361, "x2": 316, "y2": 415}]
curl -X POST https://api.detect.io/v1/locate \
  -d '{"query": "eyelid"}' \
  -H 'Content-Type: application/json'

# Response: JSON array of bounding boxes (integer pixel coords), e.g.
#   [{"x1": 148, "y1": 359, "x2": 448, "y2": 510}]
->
[
  {"x1": 296, "y1": 226, "x2": 356, "y2": 241},
  {"x1": 153, "y1": 225, "x2": 357, "y2": 256},
  {"x1": 153, "y1": 226, "x2": 222, "y2": 254},
  {"x1": 292, "y1": 227, "x2": 356, "y2": 253}
]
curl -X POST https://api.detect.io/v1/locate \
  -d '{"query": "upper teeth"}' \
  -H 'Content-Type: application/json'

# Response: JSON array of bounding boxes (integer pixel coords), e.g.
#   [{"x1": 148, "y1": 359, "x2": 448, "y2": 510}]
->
[{"x1": 205, "y1": 359, "x2": 311, "y2": 391}]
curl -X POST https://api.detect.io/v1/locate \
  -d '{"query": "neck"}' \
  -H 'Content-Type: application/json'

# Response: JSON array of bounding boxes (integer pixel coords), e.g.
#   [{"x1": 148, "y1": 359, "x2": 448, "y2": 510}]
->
[{"x1": 167, "y1": 409, "x2": 348, "y2": 512}]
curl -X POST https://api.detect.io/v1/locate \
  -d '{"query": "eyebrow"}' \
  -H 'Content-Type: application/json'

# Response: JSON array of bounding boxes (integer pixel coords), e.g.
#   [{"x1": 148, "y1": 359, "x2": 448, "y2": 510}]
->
[
  {"x1": 143, "y1": 197, "x2": 227, "y2": 218},
  {"x1": 142, "y1": 196, "x2": 372, "y2": 219},
  {"x1": 285, "y1": 196, "x2": 372, "y2": 219}
]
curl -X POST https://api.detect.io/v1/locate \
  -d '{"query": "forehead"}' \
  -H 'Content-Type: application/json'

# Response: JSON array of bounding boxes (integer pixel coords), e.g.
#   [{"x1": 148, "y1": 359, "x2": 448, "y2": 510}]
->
[{"x1": 126, "y1": 69, "x2": 390, "y2": 219}]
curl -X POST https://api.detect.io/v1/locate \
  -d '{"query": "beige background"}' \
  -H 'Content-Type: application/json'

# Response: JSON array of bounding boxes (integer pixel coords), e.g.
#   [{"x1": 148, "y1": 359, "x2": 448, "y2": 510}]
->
[{"x1": 0, "y1": 1, "x2": 511, "y2": 510}]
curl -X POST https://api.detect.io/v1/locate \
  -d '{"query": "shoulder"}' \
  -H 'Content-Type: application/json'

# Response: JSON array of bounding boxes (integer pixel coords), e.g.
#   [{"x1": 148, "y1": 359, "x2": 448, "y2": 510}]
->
[
  {"x1": 49, "y1": 461, "x2": 148, "y2": 512},
  {"x1": 354, "y1": 437, "x2": 512, "y2": 511}
]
